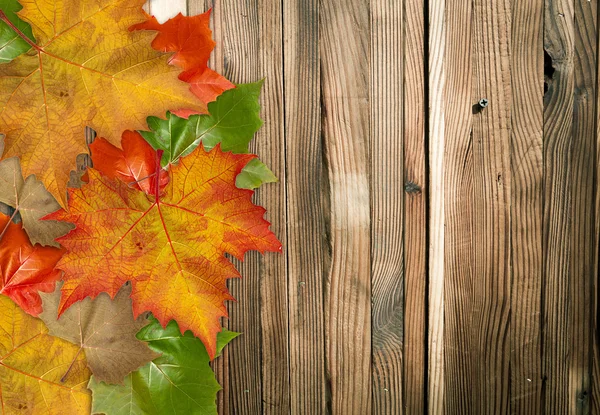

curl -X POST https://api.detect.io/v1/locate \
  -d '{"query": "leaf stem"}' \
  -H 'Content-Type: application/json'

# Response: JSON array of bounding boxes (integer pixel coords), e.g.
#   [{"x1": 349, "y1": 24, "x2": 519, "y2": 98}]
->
[
  {"x1": 127, "y1": 172, "x2": 156, "y2": 188},
  {"x1": 0, "y1": 11, "x2": 40, "y2": 51},
  {"x1": 60, "y1": 347, "x2": 82, "y2": 383},
  {"x1": 155, "y1": 150, "x2": 164, "y2": 202},
  {"x1": 0, "y1": 208, "x2": 18, "y2": 242}
]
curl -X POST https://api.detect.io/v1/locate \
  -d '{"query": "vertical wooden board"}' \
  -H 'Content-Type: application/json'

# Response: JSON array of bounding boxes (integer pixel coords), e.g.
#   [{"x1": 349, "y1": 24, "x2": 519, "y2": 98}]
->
[
  {"x1": 403, "y1": 0, "x2": 427, "y2": 412},
  {"x1": 470, "y1": 0, "x2": 512, "y2": 412},
  {"x1": 427, "y1": 0, "x2": 445, "y2": 411},
  {"x1": 282, "y1": 0, "x2": 328, "y2": 413},
  {"x1": 509, "y1": 0, "x2": 544, "y2": 412},
  {"x1": 542, "y1": 0, "x2": 574, "y2": 411},
  {"x1": 189, "y1": 0, "x2": 289, "y2": 413},
  {"x1": 442, "y1": 0, "x2": 474, "y2": 412},
  {"x1": 569, "y1": 0, "x2": 596, "y2": 412},
  {"x1": 592, "y1": 4, "x2": 600, "y2": 410},
  {"x1": 370, "y1": 0, "x2": 404, "y2": 413},
  {"x1": 542, "y1": 1, "x2": 598, "y2": 411},
  {"x1": 320, "y1": 0, "x2": 372, "y2": 413}
]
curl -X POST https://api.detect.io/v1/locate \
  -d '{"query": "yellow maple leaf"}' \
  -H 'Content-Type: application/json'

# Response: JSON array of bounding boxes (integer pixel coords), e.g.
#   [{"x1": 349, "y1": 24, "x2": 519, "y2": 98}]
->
[
  {"x1": 0, "y1": 295, "x2": 91, "y2": 413},
  {"x1": 0, "y1": 0, "x2": 204, "y2": 206}
]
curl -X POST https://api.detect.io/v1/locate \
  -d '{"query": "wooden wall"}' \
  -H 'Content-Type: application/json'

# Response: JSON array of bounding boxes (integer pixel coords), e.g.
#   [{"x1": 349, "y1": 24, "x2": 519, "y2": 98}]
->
[{"x1": 148, "y1": 0, "x2": 600, "y2": 413}]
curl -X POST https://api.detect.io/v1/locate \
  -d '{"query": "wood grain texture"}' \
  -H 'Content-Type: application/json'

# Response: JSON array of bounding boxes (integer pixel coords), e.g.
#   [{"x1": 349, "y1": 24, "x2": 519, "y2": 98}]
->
[
  {"x1": 542, "y1": 0, "x2": 577, "y2": 411},
  {"x1": 568, "y1": 0, "x2": 597, "y2": 412},
  {"x1": 282, "y1": 0, "x2": 329, "y2": 413},
  {"x1": 320, "y1": 0, "x2": 372, "y2": 413},
  {"x1": 401, "y1": 0, "x2": 427, "y2": 412},
  {"x1": 510, "y1": 0, "x2": 544, "y2": 412},
  {"x1": 369, "y1": 0, "x2": 404, "y2": 413},
  {"x1": 593, "y1": 4, "x2": 600, "y2": 409},
  {"x1": 427, "y1": 0, "x2": 445, "y2": 411},
  {"x1": 442, "y1": 0, "x2": 474, "y2": 412},
  {"x1": 471, "y1": 0, "x2": 512, "y2": 412},
  {"x1": 541, "y1": 0, "x2": 599, "y2": 410}
]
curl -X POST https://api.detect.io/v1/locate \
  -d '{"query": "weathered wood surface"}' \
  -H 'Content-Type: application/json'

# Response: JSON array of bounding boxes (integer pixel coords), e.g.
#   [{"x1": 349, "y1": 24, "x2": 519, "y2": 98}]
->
[
  {"x1": 6, "y1": 0, "x2": 599, "y2": 412},
  {"x1": 190, "y1": 0, "x2": 600, "y2": 412}
]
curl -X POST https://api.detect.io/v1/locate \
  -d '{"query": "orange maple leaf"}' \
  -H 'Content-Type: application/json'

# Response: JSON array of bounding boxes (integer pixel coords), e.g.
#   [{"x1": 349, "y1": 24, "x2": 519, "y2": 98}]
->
[
  {"x1": 0, "y1": 212, "x2": 63, "y2": 316},
  {"x1": 131, "y1": 10, "x2": 235, "y2": 106},
  {"x1": 47, "y1": 145, "x2": 281, "y2": 358},
  {"x1": 89, "y1": 130, "x2": 169, "y2": 196},
  {"x1": 0, "y1": 0, "x2": 205, "y2": 206}
]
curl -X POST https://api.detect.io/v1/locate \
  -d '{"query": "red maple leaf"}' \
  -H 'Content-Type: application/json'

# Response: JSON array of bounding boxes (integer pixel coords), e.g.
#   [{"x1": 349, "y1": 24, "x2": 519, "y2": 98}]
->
[
  {"x1": 131, "y1": 10, "x2": 235, "y2": 106},
  {"x1": 89, "y1": 130, "x2": 169, "y2": 196},
  {"x1": 0, "y1": 212, "x2": 63, "y2": 316}
]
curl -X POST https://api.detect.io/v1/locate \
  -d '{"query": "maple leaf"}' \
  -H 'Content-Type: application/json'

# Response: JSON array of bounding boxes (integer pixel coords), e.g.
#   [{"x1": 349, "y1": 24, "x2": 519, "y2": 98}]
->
[
  {"x1": 140, "y1": 81, "x2": 277, "y2": 189},
  {"x1": 0, "y1": 295, "x2": 91, "y2": 413},
  {"x1": 131, "y1": 10, "x2": 234, "y2": 105},
  {"x1": 89, "y1": 130, "x2": 169, "y2": 196},
  {"x1": 0, "y1": 211, "x2": 63, "y2": 316},
  {"x1": 0, "y1": 0, "x2": 33, "y2": 63},
  {"x1": 39, "y1": 282, "x2": 160, "y2": 385},
  {"x1": 89, "y1": 318, "x2": 238, "y2": 415},
  {"x1": 0, "y1": 156, "x2": 73, "y2": 246},
  {"x1": 0, "y1": 0, "x2": 205, "y2": 206},
  {"x1": 47, "y1": 144, "x2": 281, "y2": 358}
]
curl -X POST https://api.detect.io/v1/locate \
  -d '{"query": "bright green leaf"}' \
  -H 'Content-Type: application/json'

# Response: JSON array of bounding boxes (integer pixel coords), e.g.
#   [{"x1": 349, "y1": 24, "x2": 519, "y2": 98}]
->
[
  {"x1": 236, "y1": 158, "x2": 278, "y2": 189},
  {"x1": 89, "y1": 318, "x2": 238, "y2": 415},
  {"x1": 216, "y1": 328, "x2": 240, "y2": 356},
  {"x1": 139, "y1": 81, "x2": 276, "y2": 189},
  {"x1": 0, "y1": 0, "x2": 35, "y2": 63}
]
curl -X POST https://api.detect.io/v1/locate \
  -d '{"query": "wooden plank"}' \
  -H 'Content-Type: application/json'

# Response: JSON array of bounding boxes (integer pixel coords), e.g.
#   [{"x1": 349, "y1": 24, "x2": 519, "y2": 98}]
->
[
  {"x1": 369, "y1": 0, "x2": 404, "y2": 413},
  {"x1": 541, "y1": 0, "x2": 574, "y2": 410},
  {"x1": 282, "y1": 0, "x2": 328, "y2": 413},
  {"x1": 195, "y1": 0, "x2": 289, "y2": 413},
  {"x1": 470, "y1": 0, "x2": 512, "y2": 411},
  {"x1": 509, "y1": 0, "x2": 544, "y2": 412},
  {"x1": 320, "y1": 0, "x2": 372, "y2": 413},
  {"x1": 441, "y1": 0, "x2": 474, "y2": 411},
  {"x1": 592, "y1": 3, "x2": 600, "y2": 409},
  {"x1": 568, "y1": 0, "x2": 597, "y2": 412},
  {"x1": 542, "y1": 0, "x2": 579, "y2": 411},
  {"x1": 427, "y1": 0, "x2": 445, "y2": 411},
  {"x1": 443, "y1": 0, "x2": 512, "y2": 411},
  {"x1": 539, "y1": 0, "x2": 600, "y2": 412},
  {"x1": 402, "y1": 0, "x2": 427, "y2": 412}
]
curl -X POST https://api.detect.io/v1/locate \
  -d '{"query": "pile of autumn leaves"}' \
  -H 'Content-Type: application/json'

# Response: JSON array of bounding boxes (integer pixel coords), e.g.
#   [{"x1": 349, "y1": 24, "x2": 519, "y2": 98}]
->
[{"x1": 0, "y1": 0, "x2": 281, "y2": 413}]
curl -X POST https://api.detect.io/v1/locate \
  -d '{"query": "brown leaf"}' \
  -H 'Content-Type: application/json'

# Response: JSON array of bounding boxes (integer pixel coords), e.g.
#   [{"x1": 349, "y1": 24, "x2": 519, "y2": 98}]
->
[
  {"x1": 0, "y1": 157, "x2": 73, "y2": 247},
  {"x1": 39, "y1": 282, "x2": 160, "y2": 384}
]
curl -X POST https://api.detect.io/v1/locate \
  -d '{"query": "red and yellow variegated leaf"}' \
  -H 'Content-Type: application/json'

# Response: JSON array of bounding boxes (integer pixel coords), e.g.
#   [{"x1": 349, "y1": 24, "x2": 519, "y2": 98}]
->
[{"x1": 47, "y1": 145, "x2": 280, "y2": 358}]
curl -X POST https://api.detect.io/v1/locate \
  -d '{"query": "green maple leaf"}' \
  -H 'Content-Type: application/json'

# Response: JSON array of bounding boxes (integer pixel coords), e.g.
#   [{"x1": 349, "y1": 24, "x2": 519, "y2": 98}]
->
[
  {"x1": 140, "y1": 81, "x2": 277, "y2": 189},
  {"x1": 89, "y1": 317, "x2": 239, "y2": 415},
  {"x1": 0, "y1": 0, "x2": 34, "y2": 63}
]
